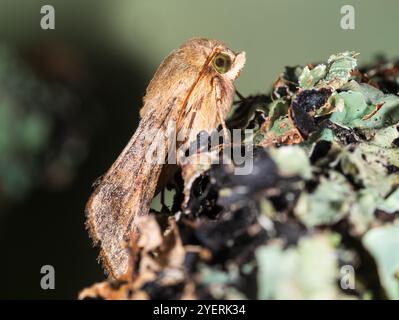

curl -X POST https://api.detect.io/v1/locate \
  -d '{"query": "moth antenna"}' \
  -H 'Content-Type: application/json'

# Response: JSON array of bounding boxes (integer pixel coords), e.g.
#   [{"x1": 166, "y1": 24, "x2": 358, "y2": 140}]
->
[{"x1": 235, "y1": 89, "x2": 246, "y2": 100}]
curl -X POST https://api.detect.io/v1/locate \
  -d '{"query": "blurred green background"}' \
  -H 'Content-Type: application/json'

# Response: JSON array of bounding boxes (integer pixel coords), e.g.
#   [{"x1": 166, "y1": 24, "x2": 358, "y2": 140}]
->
[{"x1": 0, "y1": 0, "x2": 398, "y2": 299}]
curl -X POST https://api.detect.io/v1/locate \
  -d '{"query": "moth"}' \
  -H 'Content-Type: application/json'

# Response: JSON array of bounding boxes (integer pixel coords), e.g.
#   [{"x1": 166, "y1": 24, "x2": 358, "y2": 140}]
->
[{"x1": 86, "y1": 38, "x2": 246, "y2": 278}]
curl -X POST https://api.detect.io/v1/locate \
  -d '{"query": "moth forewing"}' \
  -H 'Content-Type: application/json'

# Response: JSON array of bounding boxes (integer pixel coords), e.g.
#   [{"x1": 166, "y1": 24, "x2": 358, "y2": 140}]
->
[{"x1": 85, "y1": 109, "x2": 171, "y2": 278}]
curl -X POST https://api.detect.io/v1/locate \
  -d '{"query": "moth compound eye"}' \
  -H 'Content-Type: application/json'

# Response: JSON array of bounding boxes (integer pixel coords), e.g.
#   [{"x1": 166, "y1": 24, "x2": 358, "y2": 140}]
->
[{"x1": 212, "y1": 53, "x2": 232, "y2": 74}]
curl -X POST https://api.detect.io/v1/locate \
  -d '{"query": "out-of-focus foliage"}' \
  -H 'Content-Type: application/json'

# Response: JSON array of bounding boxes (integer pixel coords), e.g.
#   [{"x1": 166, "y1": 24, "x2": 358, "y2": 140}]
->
[
  {"x1": 256, "y1": 233, "x2": 341, "y2": 299},
  {"x1": 80, "y1": 53, "x2": 399, "y2": 300},
  {"x1": 0, "y1": 46, "x2": 50, "y2": 200},
  {"x1": 362, "y1": 224, "x2": 399, "y2": 299},
  {"x1": 0, "y1": 45, "x2": 93, "y2": 204}
]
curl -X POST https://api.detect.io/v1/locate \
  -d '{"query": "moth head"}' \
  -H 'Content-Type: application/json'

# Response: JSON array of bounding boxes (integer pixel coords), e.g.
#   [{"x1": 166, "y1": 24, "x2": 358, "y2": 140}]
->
[{"x1": 180, "y1": 38, "x2": 246, "y2": 82}]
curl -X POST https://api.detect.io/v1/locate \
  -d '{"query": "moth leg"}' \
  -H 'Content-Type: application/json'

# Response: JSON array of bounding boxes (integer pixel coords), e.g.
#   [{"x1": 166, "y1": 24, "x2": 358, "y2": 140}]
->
[
  {"x1": 160, "y1": 188, "x2": 170, "y2": 212},
  {"x1": 235, "y1": 89, "x2": 246, "y2": 101},
  {"x1": 214, "y1": 77, "x2": 231, "y2": 144}
]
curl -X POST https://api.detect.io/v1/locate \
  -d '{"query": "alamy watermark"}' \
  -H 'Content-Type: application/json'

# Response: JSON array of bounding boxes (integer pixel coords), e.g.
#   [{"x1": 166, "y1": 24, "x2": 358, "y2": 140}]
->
[
  {"x1": 340, "y1": 5, "x2": 355, "y2": 30},
  {"x1": 40, "y1": 5, "x2": 55, "y2": 30},
  {"x1": 40, "y1": 265, "x2": 55, "y2": 290},
  {"x1": 340, "y1": 265, "x2": 355, "y2": 290}
]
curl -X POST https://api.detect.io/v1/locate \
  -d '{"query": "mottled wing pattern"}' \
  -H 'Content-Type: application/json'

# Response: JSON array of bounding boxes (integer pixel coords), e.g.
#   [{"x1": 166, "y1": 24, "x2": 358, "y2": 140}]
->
[
  {"x1": 86, "y1": 108, "x2": 168, "y2": 278},
  {"x1": 86, "y1": 49, "x2": 197, "y2": 278}
]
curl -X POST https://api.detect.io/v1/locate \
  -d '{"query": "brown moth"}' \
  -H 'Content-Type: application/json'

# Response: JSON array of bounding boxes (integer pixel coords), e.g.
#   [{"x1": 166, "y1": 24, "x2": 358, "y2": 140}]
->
[{"x1": 86, "y1": 38, "x2": 246, "y2": 279}]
